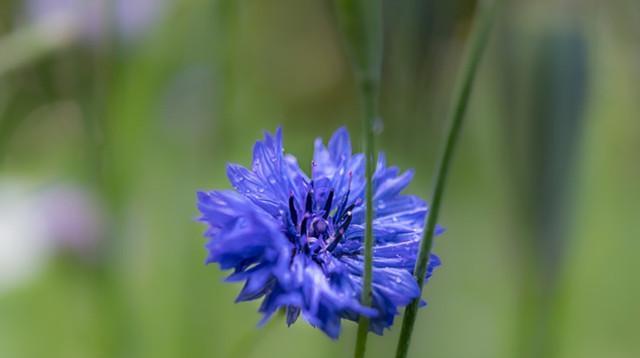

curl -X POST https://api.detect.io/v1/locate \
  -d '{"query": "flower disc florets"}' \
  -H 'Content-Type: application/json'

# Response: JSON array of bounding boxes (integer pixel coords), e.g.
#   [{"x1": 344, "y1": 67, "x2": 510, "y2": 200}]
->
[{"x1": 197, "y1": 127, "x2": 442, "y2": 338}]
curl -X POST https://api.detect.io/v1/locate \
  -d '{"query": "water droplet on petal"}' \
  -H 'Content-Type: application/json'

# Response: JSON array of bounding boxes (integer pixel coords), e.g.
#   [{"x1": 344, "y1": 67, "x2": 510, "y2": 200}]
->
[
  {"x1": 258, "y1": 187, "x2": 265, "y2": 193},
  {"x1": 268, "y1": 177, "x2": 277, "y2": 184}
]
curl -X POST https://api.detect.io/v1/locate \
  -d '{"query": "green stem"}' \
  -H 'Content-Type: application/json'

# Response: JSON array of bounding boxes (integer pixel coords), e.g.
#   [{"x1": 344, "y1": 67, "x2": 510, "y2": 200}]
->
[
  {"x1": 354, "y1": 78, "x2": 379, "y2": 358},
  {"x1": 332, "y1": 0, "x2": 382, "y2": 357},
  {"x1": 394, "y1": 1, "x2": 501, "y2": 357}
]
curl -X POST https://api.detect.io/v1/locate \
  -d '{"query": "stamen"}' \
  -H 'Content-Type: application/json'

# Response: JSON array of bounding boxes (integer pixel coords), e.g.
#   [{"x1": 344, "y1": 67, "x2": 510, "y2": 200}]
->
[
  {"x1": 326, "y1": 210, "x2": 352, "y2": 252},
  {"x1": 288, "y1": 194, "x2": 298, "y2": 225},
  {"x1": 342, "y1": 203, "x2": 356, "y2": 220},
  {"x1": 339, "y1": 211, "x2": 353, "y2": 233},
  {"x1": 305, "y1": 189, "x2": 314, "y2": 213},
  {"x1": 326, "y1": 230, "x2": 344, "y2": 252},
  {"x1": 322, "y1": 190, "x2": 334, "y2": 219},
  {"x1": 336, "y1": 198, "x2": 348, "y2": 221},
  {"x1": 300, "y1": 215, "x2": 309, "y2": 236}
]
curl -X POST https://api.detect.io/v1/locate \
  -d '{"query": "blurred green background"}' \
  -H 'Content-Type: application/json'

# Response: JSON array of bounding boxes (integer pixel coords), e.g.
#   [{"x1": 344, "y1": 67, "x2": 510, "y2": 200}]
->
[{"x1": 0, "y1": 0, "x2": 638, "y2": 357}]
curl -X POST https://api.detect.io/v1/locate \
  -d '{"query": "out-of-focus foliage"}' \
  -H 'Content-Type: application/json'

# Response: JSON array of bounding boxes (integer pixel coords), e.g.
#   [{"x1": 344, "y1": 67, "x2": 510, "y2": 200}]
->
[{"x1": 0, "y1": 0, "x2": 638, "y2": 357}]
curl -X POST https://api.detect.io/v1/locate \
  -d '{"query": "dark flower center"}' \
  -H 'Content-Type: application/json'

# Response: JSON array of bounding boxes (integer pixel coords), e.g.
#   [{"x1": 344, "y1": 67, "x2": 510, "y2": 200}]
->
[{"x1": 285, "y1": 181, "x2": 357, "y2": 258}]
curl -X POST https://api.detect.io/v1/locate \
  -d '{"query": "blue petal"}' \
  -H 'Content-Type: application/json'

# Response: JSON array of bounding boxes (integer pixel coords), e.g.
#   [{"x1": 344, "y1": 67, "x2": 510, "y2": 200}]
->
[
  {"x1": 339, "y1": 256, "x2": 422, "y2": 334},
  {"x1": 226, "y1": 163, "x2": 282, "y2": 215},
  {"x1": 328, "y1": 127, "x2": 352, "y2": 162},
  {"x1": 374, "y1": 169, "x2": 414, "y2": 201},
  {"x1": 196, "y1": 190, "x2": 292, "y2": 299},
  {"x1": 284, "y1": 154, "x2": 311, "y2": 205},
  {"x1": 197, "y1": 190, "x2": 272, "y2": 231},
  {"x1": 255, "y1": 253, "x2": 377, "y2": 339},
  {"x1": 313, "y1": 127, "x2": 351, "y2": 175},
  {"x1": 232, "y1": 128, "x2": 311, "y2": 212},
  {"x1": 236, "y1": 268, "x2": 275, "y2": 302},
  {"x1": 250, "y1": 128, "x2": 289, "y2": 203},
  {"x1": 344, "y1": 224, "x2": 417, "y2": 244},
  {"x1": 312, "y1": 128, "x2": 364, "y2": 202},
  {"x1": 286, "y1": 306, "x2": 301, "y2": 326}
]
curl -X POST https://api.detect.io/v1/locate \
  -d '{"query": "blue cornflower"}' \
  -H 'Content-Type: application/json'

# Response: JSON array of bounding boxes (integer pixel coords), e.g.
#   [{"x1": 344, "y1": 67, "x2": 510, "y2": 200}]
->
[{"x1": 197, "y1": 127, "x2": 442, "y2": 339}]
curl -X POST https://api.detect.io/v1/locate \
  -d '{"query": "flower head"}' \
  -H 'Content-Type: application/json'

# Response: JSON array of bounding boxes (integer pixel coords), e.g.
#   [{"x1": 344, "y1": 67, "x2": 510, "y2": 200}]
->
[{"x1": 197, "y1": 127, "x2": 442, "y2": 338}]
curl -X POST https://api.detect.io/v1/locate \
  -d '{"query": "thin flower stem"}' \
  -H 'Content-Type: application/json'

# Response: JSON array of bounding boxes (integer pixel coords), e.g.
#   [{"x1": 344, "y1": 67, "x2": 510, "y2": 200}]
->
[
  {"x1": 354, "y1": 78, "x2": 379, "y2": 358},
  {"x1": 394, "y1": 1, "x2": 502, "y2": 357},
  {"x1": 332, "y1": 0, "x2": 382, "y2": 357}
]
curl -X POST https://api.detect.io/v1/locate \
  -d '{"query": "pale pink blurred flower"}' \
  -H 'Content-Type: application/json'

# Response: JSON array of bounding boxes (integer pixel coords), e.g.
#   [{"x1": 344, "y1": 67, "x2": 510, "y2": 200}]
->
[
  {"x1": 23, "y1": 0, "x2": 169, "y2": 45},
  {"x1": 36, "y1": 185, "x2": 105, "y2": 259},
  {"x1": 0, "y1": 180, "x2": 106, "y2": 293}
]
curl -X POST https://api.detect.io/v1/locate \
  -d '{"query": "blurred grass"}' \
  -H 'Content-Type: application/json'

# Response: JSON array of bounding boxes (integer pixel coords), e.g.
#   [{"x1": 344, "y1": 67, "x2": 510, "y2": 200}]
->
[{"x1": 0, "y1": 0, "x2": 638, "y2": 357}]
